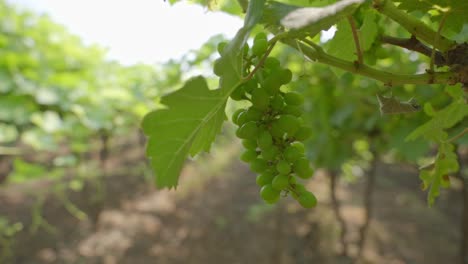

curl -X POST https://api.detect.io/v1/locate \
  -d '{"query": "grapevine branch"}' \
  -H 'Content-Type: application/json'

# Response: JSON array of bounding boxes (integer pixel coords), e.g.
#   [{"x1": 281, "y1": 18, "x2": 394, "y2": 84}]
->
[
  {"x1": 381, "y1": 35, "x2": 446, "y2": 66},
  {"x1": 372, "y1": 0, "x2": 455, "y2": 52},
  {"x1": 283, "y1": 38, "x2": 457, "y2": 86}
]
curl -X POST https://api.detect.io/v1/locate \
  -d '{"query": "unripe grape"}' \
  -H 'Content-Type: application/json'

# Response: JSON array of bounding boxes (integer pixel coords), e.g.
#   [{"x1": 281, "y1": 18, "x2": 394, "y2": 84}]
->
[
  {"x1": 241, "y1": 149, "x2": 258, "y2": 162},
  {"x1": 236, "y1": 111, "x2": 249, "y2": 126},
  {"x1": 289, "y1": 176, "x2": 297, "y2": 185},
  {"x1": 258, "y1": 130, "x2": 273, "y2": 149},
  {"x1": 270, "y1": 94, "x2": 284, "y2": 111},
  {"x1": 217, "y1": 41, "x2": 227, "y2": 55},
  {"x1": 293, "y1": 158, "x2": 314, "y2": 179},
  {"x1": 276, "y1": 159, "x2": 291, "y2": 174},
  {"x1": 279, "y1": 69, "x2": 292, "y2": 84},
  {"x1": 284, "y1": 92, "x2": 304, "y2": 106},
  {"x1": 272, "y1": 174, "x2": 289, "y2": 190},
  {"x1": 290, "y1": 142, "x2": 305, "y2": 153},
  {"x1": 252, "y1": 38, "x2": 268, "y2": 57},
  {"x1": 243, "y1": 43, "x2": 250, "y2": 55},
  {"x1": 293, "y1": 126, "x2": 313, "y2": 141},
  {"x1": 256, "y1": 171, "x2": 275, "y2": 187},
  {"x1": 254, "y1": 32, "x2": 267, "y2": 42},
  {"x1": 251, "y1": 88, "x2": 270, "y2": 110},
  {"x1": 213, "y1": 58, "x2": 224, "y2": 76},
  {"x1": 236, "y1": 121, "x2": 259, "y2": 139},
  {"x1": 263, "y1": 75, "x2": 282, "y2": 95},
  {"x1": 230, "y1": 85, "x2": 245, "y2": 101},
  {"x1": 242, "y1": 139, "x2": 257, "y2": 150},
  {"x1": 264, "y1": 57, "x2": 280, "y2": 69},
  {"x1": 261, "y1": 145, "x2": 280, "y2": 161},
  {"x1": 250, "y1": 158, "x2": 268, "y2": 173},
  {"x1": 244, "y1": 108, "x2": 263, "y2": 122},
  {"x1": 282, "y1": 105, "x2": 302, "y2": 117},
  {"x1": 284, "y1": 145, "x2": 302, "y2": 162},
  {"x1": 243, "y1": 78, "x2": 258, "y2": 93},
  {"x1": 270, "y1": 122, "x2": 285, "y2": 138},
  {"x1": 298, "y1": 191, "x2": 317, "y2": 208},
  {"x1": 232, "y1": 109, "x2": 245, "y2": 124},
  {"x1": 260, "y1": 184, "x2": 280, "y2": 202},
  {"x1": 275, "y1": 114, "x2": 301, "y2": 136}
]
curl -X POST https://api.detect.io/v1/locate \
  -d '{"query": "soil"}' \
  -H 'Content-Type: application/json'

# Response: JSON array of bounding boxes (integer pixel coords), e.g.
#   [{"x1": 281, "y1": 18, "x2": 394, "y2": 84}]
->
[{"x1": 0, "y1": 141, "x2": 464, "y2": 264}]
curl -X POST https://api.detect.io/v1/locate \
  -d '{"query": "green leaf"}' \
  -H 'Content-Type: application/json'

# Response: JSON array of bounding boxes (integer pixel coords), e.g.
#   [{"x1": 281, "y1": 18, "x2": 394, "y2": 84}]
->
[
  {"x1": 420, "y1": 142, "x2": 459, "y2": 206},
  {"x1": 327, "y1": 19, "x2": 355, "y2": 61},
  {"x1": 142, "y1": 77, "x2": 227, "y2": 188},
  {"x1": 264, "y1": 0, "x2": 364, "y2": 37},
  {"x1": 359, "y1": 11, "x2": 378, "y2": 52},
  {"x1": 141, "y1": 0, "x2": 265, "y2": 188},
  {"x1": 406, "y1": 98, "x2": 468, "y2": 141}
]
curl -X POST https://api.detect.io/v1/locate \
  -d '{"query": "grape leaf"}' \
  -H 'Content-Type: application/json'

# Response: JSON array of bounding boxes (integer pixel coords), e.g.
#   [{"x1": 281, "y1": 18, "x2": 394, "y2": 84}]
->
[
  {"x1": 263, "y1": 0, "x2": 364, "y2": 37},
  {"x1": 327, "y1": 19, "x2": 355, "y2": 62},
  {"x1": 406, "y1": 98, "x2": 468, "y2": 141},
  {"x1": 359, "y1": 11, "x2": 378, "y2": 52},
  {"x1": 142, "y1": 77, "x2": 227, "y2": 188},
  {"x1": 420, "y1": 142, "x2": 459, "y2": 206},
  {"x1": 141, "y1": 0, "x2": 265, "y2": 188}
]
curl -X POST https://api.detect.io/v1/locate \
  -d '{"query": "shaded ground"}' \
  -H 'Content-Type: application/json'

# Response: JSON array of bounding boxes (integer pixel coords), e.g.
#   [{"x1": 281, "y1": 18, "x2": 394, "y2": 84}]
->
[{"x1": 0, "y1": 142, "x2": 464, "y2": 264}]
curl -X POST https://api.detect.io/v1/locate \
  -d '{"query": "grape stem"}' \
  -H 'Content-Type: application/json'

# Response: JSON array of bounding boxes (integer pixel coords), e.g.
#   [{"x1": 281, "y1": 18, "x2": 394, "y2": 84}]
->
[
  {"x1": 283, "y1": 38, "x2": 457, "y2": 86},
  {"x1": 372, "y1": 0, "x2": 455, "y2": 52},
  {"x1": 447, "y1": 128, "x2": 468, "y2": 144},
  {"x1": 241, "y1": 33, "x2": 287, "y2": 81}
]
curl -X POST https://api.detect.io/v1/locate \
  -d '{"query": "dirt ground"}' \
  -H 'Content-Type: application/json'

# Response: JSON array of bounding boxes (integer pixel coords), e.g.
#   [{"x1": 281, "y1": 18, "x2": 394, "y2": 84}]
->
[{"x1": 0, "y1": 141, "x2": 464, "y2": 264}]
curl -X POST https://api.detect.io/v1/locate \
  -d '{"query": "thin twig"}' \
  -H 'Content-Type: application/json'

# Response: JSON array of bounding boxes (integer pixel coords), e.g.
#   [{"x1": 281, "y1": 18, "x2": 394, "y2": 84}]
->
[
  {"x1": 347, "y1": 16, "x2": 363, "y2": 64},
  {"x1": 448, "y1": 128, "x2": 468, "y2": 144}
]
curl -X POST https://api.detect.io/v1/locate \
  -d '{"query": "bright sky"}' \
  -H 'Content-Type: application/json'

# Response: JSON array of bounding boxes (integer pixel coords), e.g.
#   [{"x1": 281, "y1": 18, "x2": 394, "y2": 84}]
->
[{"x1": 10, "y1": 0, "x2": 243, "y2": 65}]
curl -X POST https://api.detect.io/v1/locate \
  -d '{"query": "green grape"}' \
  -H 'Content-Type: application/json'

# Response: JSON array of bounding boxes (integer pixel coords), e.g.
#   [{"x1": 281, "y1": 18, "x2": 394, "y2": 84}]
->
[
  {"x1": 257, "y1": 130, "x2": 273, "y2": 149},
  {"x1": 272, "y1": 174, "x2": 289, "y2": 190},
  {"x1": 297, "y1": 191, "x2": 317, "y2": 208},
  {"x1": 242, "y1": 139, "x2": 257, "y2": 150},
  {"x1": 264, "y1": 57, "x2": 280, "y2": 69},
  {"x1": 256, "y1": 171, "x2": 275, "y2": 187},
  {"x1": 231, "y1": 109, "x2": 245, "y2": 125},
  {"x1": 282, "y1": 105, "x2": 302, "y2": 117},
  {"x1": 243, "y1": 78, "x2": 258, "y2": 93},
  {"x1": 250, "y1": 158, "x2": 268, "y2": 173},
  {"x1": 236, "y1": 121, "x2": 259, "y2": 139},
  {"x1": 252, "y1": 38, "x2": 268, "y2": 57},
  {"x1": 279, "y1": 69, "x2": 292, "y2": 84},
  {"x1": 270, "y1": 94, "x2": 284, "y2": 111},
  {"x1": 236, "y1": 111, "x2": 249, "y2": 126},
  {"x1": 263, "y1": 75, "x2": 282, "y2": 95},
  {"x1": 261, "y1": 145, "x2": 280, "y2": 161},
  {"x1": 213, "y1": 58, "x2": 224, "y2": 76},
  {"x1": 289, "y1": 176, "x2": 297, "y2": 185},
  {"x1": 254, "y1": 32, "x2": 267, "y2": 42},
  {"x1": 217, "y1": 41, "x2": 227, "y2": 55},
  {"x1": 290, "y1": 142, "x2": 305, "y2": 153},
  {"x1": 293, "y1": 126, "x2": 313, "y2": 141},
  {"x1": 274, "y1": 115, "x2": 301, "y2": 136},
  {"x1": 241, "y1": 149, "x2": 258, "y2": 162},
  {"x1": 276, "y1": 159, "x2": 291, "y2": 174},
  {"x1": 251, "y1": 88, "x2": 270, "y2": 110},
  {"x1": 260, "y1": 184, "x2": 280, "y2": 202},
  {"x1": 284, "y1": 92, "x2": 304, "y2": 106},
  {"x1": 284, "y1": 145, "x2": 302, "y2": 162},
  {"x1": 230, "y1": 85, "x2": 245, "y2": 101},
  {"x1": 244, "y1": 107, "x2": 263, "y2": 122},
  {"x1": 293, "y1": 158, "x2": 314, "y2": 179},
  {"x1": 243, "y1": 43, "x2": 250, "y2": 55},
  {"x1": 270, "y1": 121, "x2": 285, "y2": 138}
]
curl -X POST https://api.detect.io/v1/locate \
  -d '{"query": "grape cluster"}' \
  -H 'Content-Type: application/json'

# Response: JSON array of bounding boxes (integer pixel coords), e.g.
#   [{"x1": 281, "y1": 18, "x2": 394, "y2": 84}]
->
[{"x1": 218, "y1": 33, "x2": 317, "y2": 208}]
